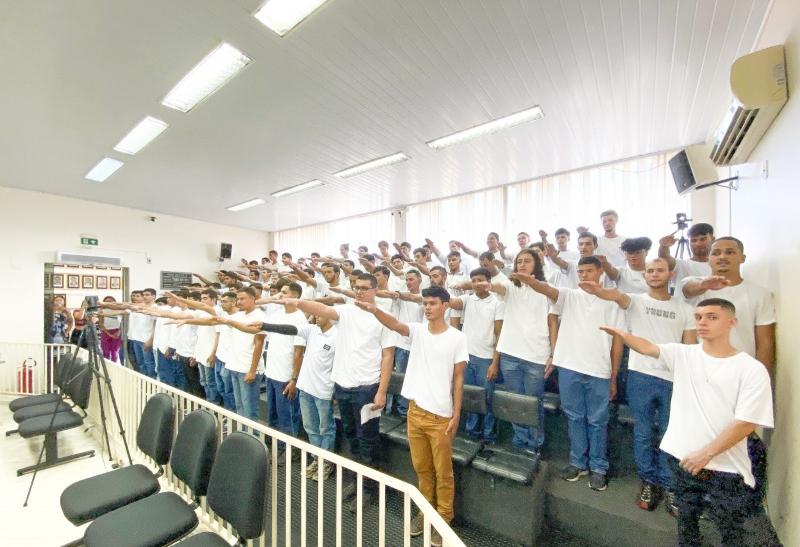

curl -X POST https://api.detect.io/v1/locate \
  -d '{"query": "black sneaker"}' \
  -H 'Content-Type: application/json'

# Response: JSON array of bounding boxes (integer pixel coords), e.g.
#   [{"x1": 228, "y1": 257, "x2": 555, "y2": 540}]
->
[
  {"x1": 588, "y1": 471, "x2": 608, "y2": 491},
  {"x1": 637, "y1": 481, "x2": 659, "y2": 511},
  {"x1": 560, "y1": 465, "x2": 589, "y2": 482},
  {"x1": 665, "y1": 490, "x2": 678, "y2": 518},
  {"x1": 342, "y1": 482, "x2": 357, "y2": 501},
  {"x1": 348, "y1": 489, "x2": 377, "y2": 514}
]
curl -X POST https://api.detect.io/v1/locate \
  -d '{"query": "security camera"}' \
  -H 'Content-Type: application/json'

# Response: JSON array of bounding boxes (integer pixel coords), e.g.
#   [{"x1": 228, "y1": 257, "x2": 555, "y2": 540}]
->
[{"x1": 148, "y1": 216, "x2": 157, "y2": 222}]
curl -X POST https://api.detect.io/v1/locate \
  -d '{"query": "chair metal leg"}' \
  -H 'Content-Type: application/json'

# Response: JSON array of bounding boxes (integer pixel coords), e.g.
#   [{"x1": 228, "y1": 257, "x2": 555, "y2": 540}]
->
[{"x1": 16, "y1": 432, "x2": 95, "y2": 476}]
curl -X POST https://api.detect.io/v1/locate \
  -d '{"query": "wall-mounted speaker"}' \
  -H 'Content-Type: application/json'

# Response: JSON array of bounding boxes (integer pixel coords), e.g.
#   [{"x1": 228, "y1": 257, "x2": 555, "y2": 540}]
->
[{"x1": 220, "y1": 243, "x2": 232, "y2": 260}]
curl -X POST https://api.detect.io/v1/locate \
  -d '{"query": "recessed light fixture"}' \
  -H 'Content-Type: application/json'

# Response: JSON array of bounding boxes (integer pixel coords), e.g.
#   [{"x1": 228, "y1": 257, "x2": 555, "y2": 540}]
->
[
  {"x1": 254, "y1": 0, "x2": 330, "y2": 37},
  {"x1": 85, "y1": 157, "x2": 124, "y2": 182},
  {"x1": 162, "y1": 42, "x2": 252, "y2": 113},
  {"x1": 333, "y1": 152, "x2": 410, "y2": 179},
  {"x1": 226, "y1": 198, "x2": 265, "y2": 212},
  {"x1": 271, "y1": 179, "x2": 324, "y2": 198},
  {"x1": 426, "y1": 105, "x2": 545, "y2": 150},
  {"x1": 113, "y1": 116, "x2": 169, "y2": 155}
]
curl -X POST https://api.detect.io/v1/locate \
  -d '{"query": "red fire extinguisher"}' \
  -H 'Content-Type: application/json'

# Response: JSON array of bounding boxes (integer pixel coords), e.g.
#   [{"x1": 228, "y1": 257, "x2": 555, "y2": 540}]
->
[{"x1": 17, "y1": 358, "x2": 36, "y2": 394}]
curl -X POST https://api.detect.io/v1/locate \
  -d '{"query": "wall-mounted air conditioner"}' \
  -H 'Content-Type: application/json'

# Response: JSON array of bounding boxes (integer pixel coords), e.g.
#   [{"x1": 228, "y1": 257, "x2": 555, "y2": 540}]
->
[
  {"x1": 709, "y1": 45, "x2": 787, "y2": 166},
  {"x1": 56, "y1": 251, "x2": 122, "y2": 266}
]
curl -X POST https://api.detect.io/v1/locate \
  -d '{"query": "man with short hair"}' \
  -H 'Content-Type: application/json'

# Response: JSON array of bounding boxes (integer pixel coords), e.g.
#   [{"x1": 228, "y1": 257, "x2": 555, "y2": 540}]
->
[
  {"x1": 500, "y1": 231, "x2": 531, "y2": 262},
  {"x1": 546, "y1": 232, "x2": 609, "y2": 289},
  {"x1": 595, "y1": 210, "x2": 626, "y2": 267},
  {"x1": 226, "y1": 287, "x2": 267, "y2": 421},
  {"x1": 580, "y1": 257, "x2": 696, "y2": 512},
  {"x1": 356, "y1": 286, "x2": 467, "y2": 541},
  {"x1": 278, "y1": 274, "x2": 397, "y2": 512},
  {"x1": 600, "y1": 299, "x2": 776, "y2": 546},
  {"x1": 659, "y1": 223, "x2": 714, "y2": 288}
]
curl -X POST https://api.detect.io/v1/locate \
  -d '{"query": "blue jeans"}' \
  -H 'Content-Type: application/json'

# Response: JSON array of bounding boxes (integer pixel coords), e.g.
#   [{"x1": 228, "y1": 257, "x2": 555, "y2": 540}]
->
[
  {"x1": 386, "y1": 348, "x2": 410, "y2": 416},
  {"x1": 464, "y1": 355, "x2": 497, "y2": 442},
  {"x1": 157, "y1": 350, "x2": 174, "y2": 385},
  {"x1": 627, "y1": 370, "x2": 672, "y2": 488},
  {"x1": 299, "y1": 390, "x2": 335, "y2": 452},
  {"x1": 132, "y1": 341, "x2": 156, "y2": 379},
  {"x1": 499, "y1": 353, "x2": 545, "y2": 450},
  {"x1": 266, "y1": 377, "x2": 301, "y2": 436},
  {"x1": 215, "y1": 360, "x2": 236, "y2": 411},
  {"x1": 229, "y1": 371, "x2": 263, "y2": 422},
  {"x1": 200, "y1": 363, "x2": 221, "y2": 406},
  {"x1": 558, "y1": 368, "x2": 610, "y2": 474}
]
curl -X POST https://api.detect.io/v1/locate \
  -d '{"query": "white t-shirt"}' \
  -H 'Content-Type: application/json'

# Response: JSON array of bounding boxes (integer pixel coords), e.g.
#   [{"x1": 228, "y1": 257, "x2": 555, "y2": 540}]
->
[
  {"x1": 559, "y1": 260, "x2": 613, "y2": 290},
  {"x1": 495, "y1": 280, "x2": 551, "y2": 363},
  {"x1": 313, "y1": 278, "x2": 331, "y2": 300},
  {"x1": 457, "y1": 294, "x2": 505, "y2": 359},
  {"x1": 615, "y1": 266, "x2": 648, "y2": 294},
  {"x1": 264, "y1": 308, "x2": 308, "y2": 382},
  {"x1": 225, "y1": 308, "x2": 267, "y2": 374},
  {"x1": 295, "y1": 324, "x2": 337, "y2": 400},
  {"x1": 175, "y1": 310, "x2": 201, "y2": 359},
  {"x1": 165, "y1": 305, "x2": 182, "y2": 350},
  {"x1": 299, "y1": 281, "x2": 315, "y2": 301},
  {"x1": 153, "y1": 305, "x2": 172, "y2": 354},
  {"x1": 596, "y1": 235, "x2": 626, "y2": 267},
  {"x1": 375, "y1": 295, "x2": 394, "y2": 313},
  {"x1": 550, "y1": 288, "x2": 625, "y2": 378},
  {"x1": 127, "y1": 309, "x2": 156, "y2": 342},
  {"x1": 331, "y1": 304, "x2": 398, "y2": 388},
  {"x1": 102, "y1": 315, "x2": 121, "y2": 330},
  {"x1": 215, "y1": 310, "x2": 234, "y2": 364},
  {"x1": 194, "y1": 306, "x2": 221, "y2": 366},
  {"x1": 626, "y1": 294, "x2": 695, "y2": 381},
  {"x1": 388, "y1": 274, "x2": 407, "y2": 292},
  {"x1": 673, "y1": 259, "x2": 711, "y2": 289},
  {"x1": 391, "y1": 298, "x2": 423, "y2": 350},
  {"x1": 656, "y1": 344, "x2": 773, "y2": 487},
  {"x1": 678, "y1": 278, "x2": 776, "y2": 357},
  {"x1": 401, "y1": 323, "x2": 469, "y2": 417}
]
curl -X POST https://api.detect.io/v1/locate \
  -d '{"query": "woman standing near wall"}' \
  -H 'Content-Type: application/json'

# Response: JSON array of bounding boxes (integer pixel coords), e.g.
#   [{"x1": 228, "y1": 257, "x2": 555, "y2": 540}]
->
[
  {"x1": 99, "y1": 296, "x2": 122, "y2": 362},
  {"x1": 48, "y1": 295, "x2": 73, "y2": 343}
]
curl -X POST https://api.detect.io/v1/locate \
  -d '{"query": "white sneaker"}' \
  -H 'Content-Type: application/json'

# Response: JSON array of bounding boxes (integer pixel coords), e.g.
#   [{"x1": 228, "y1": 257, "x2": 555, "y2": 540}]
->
[
  {"x1": 315, "y1": 461, "x2": 334, "y2": 482},
  {"x1": 305, "y1": 459, "x2": 318, "y2": 478}
]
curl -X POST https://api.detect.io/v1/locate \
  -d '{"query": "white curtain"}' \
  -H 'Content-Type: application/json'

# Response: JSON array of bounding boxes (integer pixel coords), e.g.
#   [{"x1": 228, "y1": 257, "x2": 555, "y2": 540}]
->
[
  {"x1": 505, "y1": 152, "x2": 690, "y2": 243},
  {"x1": 273, "y1": 152, "x2": 690, "y2": 256},
  {"x1": 273, "y1": 210, "x2": 394, "y2": 258}
]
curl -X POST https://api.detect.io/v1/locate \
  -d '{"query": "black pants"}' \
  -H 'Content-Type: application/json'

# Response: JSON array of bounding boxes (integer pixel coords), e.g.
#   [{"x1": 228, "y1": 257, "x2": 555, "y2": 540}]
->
[
  {"x1": 669, "y1": 457, "x2": 780, "y2": 547},
  {"x1": 335, "y1": 382, "x2": 380, "y2": 490},
  {"x1": 125, "y1": 340, "x2": 139, "y2": 372},
  {"x1": 178, "y1": 355, "x2": 205, "y2": 399}
]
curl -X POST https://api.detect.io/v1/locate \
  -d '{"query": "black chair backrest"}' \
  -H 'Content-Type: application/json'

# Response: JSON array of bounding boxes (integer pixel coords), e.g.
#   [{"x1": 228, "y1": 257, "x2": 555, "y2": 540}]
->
[
  {"x1": 53, "y1": 353, "x2": 75, "y2": 389},
  {"x1": 65, "y1": 363, "x2": 94, "y2": 410},
  {"x1": 461, "y1": 384, "x2": 487, "y2": 415},
  {"x1": 492, "y1": 391, "x2": 539, "y2": 427},
  {"x1": 388, "y1": 371, "x2": 405, "y2": 395},
  {"x1": 136, "y1": 393, "x2": 175, "y2": 466},
  {"x1": 206, "y1": 433, "x2": 268, "y2": 540},
  {"x1": 170, "y1": 410, "x2": 217, "y2": 497}
]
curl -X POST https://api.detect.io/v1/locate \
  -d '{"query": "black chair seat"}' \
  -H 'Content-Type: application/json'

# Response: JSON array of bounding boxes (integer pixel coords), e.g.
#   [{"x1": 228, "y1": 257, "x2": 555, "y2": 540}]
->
[
  {"x1": 385, "y1": 421, "x2": 409, "y2": 447},
  {"x1": 176, "y1": 532, "x2": 233, "y2": 547},
  {"x1": 18, "y1": 411, "x2": 84, "y2": 438},
  {"x1": 84, "y1": 492, "x2": 199, "y2": 547},
  {"x1": 543, "y1": 392, "x2": 560, "y2": 412},
  {"x1": 617, "y1": 404, "x2": 635, "y2": 425},
  {"x1": 379, "y1": 413, "x2": 403, "y2": 435},
  {"x1": 60, "y1": 464, "x2": 160, "y2": 525},
  {"x1": 472, "y1": 446, "x2": 540, "y2": 484},
  {"x1": 451, "y1": 436, "x2": 482, "y2": 466},
  {"x1": 9, "y1": 392, "x2": 61, "y2": 412},
  {"x1": 13, "y1": 401, "x2": 72, "y2": 422}
]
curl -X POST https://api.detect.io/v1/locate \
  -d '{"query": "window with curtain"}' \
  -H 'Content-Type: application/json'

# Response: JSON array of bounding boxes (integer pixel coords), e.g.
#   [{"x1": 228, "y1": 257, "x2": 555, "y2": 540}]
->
[{"x1": 273, "y1": 210, "x2": 394, "y2": 257}]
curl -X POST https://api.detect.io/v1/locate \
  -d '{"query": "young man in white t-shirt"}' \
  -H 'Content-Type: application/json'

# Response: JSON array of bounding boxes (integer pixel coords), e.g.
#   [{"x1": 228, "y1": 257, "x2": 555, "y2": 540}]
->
[
  {"x1": 658, "y1": 222, "x2": 714, "y2": 289},
  {"x1": 521, "y1": 256, "x2": 625, "y2": 491},
  {"x1": 594, "y1": 209, "x2": 626, "y2": 267},
  {"x1": 600, "y1": 298, "x2": 776, "y2": 546},
  {"x1": 546, "y1": 232, "x2": 611, "y2": 289},
  {"x1": 225, "y1": 287, "x2": 267, "y2": 421},
  {"x1": 448, "y1": 267, "x2": 504, "y2": 442},
  {"x1": 580, "y1": 257, "x2": 696, "y2": 512},
  {"x1": 356, "y1": 286, "x2": 467, "y2": 539},
  {"x1": 282, "y1": 273, "x2": 397, "y2": 512},
  {"x1": 600, "y1": 237, "x2": 651, "y2": 294}
]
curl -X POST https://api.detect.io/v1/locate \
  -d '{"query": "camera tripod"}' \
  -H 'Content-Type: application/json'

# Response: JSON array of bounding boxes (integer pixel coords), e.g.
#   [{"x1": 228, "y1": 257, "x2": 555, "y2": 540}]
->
[
  {"x1": 23, "y1": 304, "x2": 133, "y2": 506},
  {"x1": 672, "y1": 213, "x2": 693, "y2": 260}
]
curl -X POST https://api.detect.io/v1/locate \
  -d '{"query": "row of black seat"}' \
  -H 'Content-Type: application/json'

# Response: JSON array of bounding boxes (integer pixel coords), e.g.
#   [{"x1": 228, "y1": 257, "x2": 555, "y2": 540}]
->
[
  {"x1": 380, "y1": 372, "x2": 541, "y2": 485},
  {"x1": 7, "y1": 352, "x2": 95, "y2": 475}
]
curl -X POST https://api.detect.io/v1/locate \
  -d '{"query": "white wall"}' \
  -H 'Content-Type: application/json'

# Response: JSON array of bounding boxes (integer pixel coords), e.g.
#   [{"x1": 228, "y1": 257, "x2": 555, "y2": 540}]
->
[
  {"x1": 0, "y1": 186, "x2": 269, "y2": 343},
  {"x1": 709, "y1": 0, "x2": 800, "y2": 542}
]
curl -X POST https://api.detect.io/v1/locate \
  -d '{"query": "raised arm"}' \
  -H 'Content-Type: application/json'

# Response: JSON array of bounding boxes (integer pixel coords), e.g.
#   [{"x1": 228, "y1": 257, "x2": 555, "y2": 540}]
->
[
  {"x1": 354, "y1": 300, "x2": 410, "y2": 337},
  {"x1": 455, "y1": 241, "x2": 478, "y2": 258},
  {"x1": 425, "y1": 238, "x2": 448, "y2": 266},
  {"x1": 281, "y1": 298, "x2": 340, "y2": 321},
  {"x1": 544, "y1": 244, "x2": 569, "y2": 271},
  {"x1": 598, "y1": 326, "x2": 660, "y2": 358},
  {"x1": 509, "y1": 272, "x2": 559, "y2": 301},
  {"x1": 578, "y1": 281, "x2": 631, "y2": 309},
  {"x1": 289, "y1": 263, "x2": 318, "y2": 287},
  {"x1": 382, "y1": 259, "x2": 405, "y2": 277},
  {"x1": 329, "y1": 285, "x2": 356, "y2": 299},
  {"x1": 598, "y1": 255, "x2": 619, "y2": 281},
  {"x1": 658, "y1": 233, "x2": 678, "y2": 269},
  {"x1": 167, "y1": 291, "x2": 216, "y2": 315},
  {"x1": 192, "y1": 272, "x2": 215, "y2": 286},
  {"x1": 681, "y1": 276, "x2": 730, "y2": 300},
  {"x1": 358, "y1": 255, "x2": 376, "y2": 273}
]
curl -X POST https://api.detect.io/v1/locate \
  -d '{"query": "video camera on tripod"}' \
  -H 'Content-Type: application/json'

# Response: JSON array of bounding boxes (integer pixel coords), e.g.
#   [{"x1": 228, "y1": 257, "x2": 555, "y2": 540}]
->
[{"x1": 672, "y1": 212, "x2": 692, "y2": 259}]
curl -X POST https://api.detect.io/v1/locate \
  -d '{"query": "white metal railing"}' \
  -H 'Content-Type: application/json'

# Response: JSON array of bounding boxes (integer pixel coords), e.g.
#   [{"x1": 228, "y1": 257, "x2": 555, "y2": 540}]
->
[{"x1": 1, "y1": 342, "x2": 465, "y2": 547}]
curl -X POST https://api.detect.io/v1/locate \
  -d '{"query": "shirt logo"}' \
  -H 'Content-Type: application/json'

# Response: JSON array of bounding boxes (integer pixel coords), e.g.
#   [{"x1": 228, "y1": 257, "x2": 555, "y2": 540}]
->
[
  {"x1": 323, "y1": 344, "x2": 331, "y2": 351},
  {"x1": 644, "y1": 306, "x2": 676, "y2": 320}
]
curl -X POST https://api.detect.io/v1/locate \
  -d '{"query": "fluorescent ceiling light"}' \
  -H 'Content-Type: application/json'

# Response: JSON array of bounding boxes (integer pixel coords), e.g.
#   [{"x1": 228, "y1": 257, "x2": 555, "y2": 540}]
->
[
  {"x1": 162, "y1": 42, "x2": 252, "y2": 113},
  {"x1": 254, "y1": 0, "x2": 330, "y2": 37},
  {"x1": 227, "y1": 198, "x2": 266, "y2": 212},
  {"x1": 334, "y1": 152, "x2": 410, "y2": 179},
  {"x1": 113, "y1": 116, "x2": 169, "y2": 155},
  {"x1": 271, "y1": 179, "x2": 324, "y2": 198},
  {"x1": 85, "y1": 157, "x2": 124, "y2": 182},
  {"x1": 426, "y1": 105, "x2": 545, "y2": 150}
]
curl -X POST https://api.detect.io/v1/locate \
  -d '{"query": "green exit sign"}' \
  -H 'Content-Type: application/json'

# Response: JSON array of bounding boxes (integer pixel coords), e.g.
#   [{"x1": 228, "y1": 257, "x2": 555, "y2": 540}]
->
[{"x1": 81, "y1": 237, "x2": 98, "y2": 246}]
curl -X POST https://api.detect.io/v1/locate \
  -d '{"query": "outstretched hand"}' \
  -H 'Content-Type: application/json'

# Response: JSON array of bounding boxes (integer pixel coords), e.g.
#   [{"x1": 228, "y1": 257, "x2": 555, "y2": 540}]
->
[
  {"x1": 579, "y1": 281, "x2": 602, "y2": 294},
  {"x1": 354, "y1": 300, "x2": 377, "y2": 314},
  {"x1": 598, "y1": 325, "x2": 626, "y2": 338},
  {"x1": 659, "y1": 232, "x2": 678, "y2": 247},
  {"x1": 699, "y1": 276, "x2": 730, "y2": 291}
]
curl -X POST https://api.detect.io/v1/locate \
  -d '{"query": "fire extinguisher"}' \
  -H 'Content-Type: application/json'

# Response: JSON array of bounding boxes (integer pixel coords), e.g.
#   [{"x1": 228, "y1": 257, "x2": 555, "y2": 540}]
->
[{"x1": 17, "y1": 358, "x2": 36, "y2": 394}]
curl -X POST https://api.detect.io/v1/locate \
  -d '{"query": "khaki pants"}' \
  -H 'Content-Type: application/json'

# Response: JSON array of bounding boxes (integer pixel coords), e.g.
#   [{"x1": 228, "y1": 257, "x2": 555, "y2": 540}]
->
[{"x1": 407, "y1": 400, "x2": 455, "y2": 523}]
